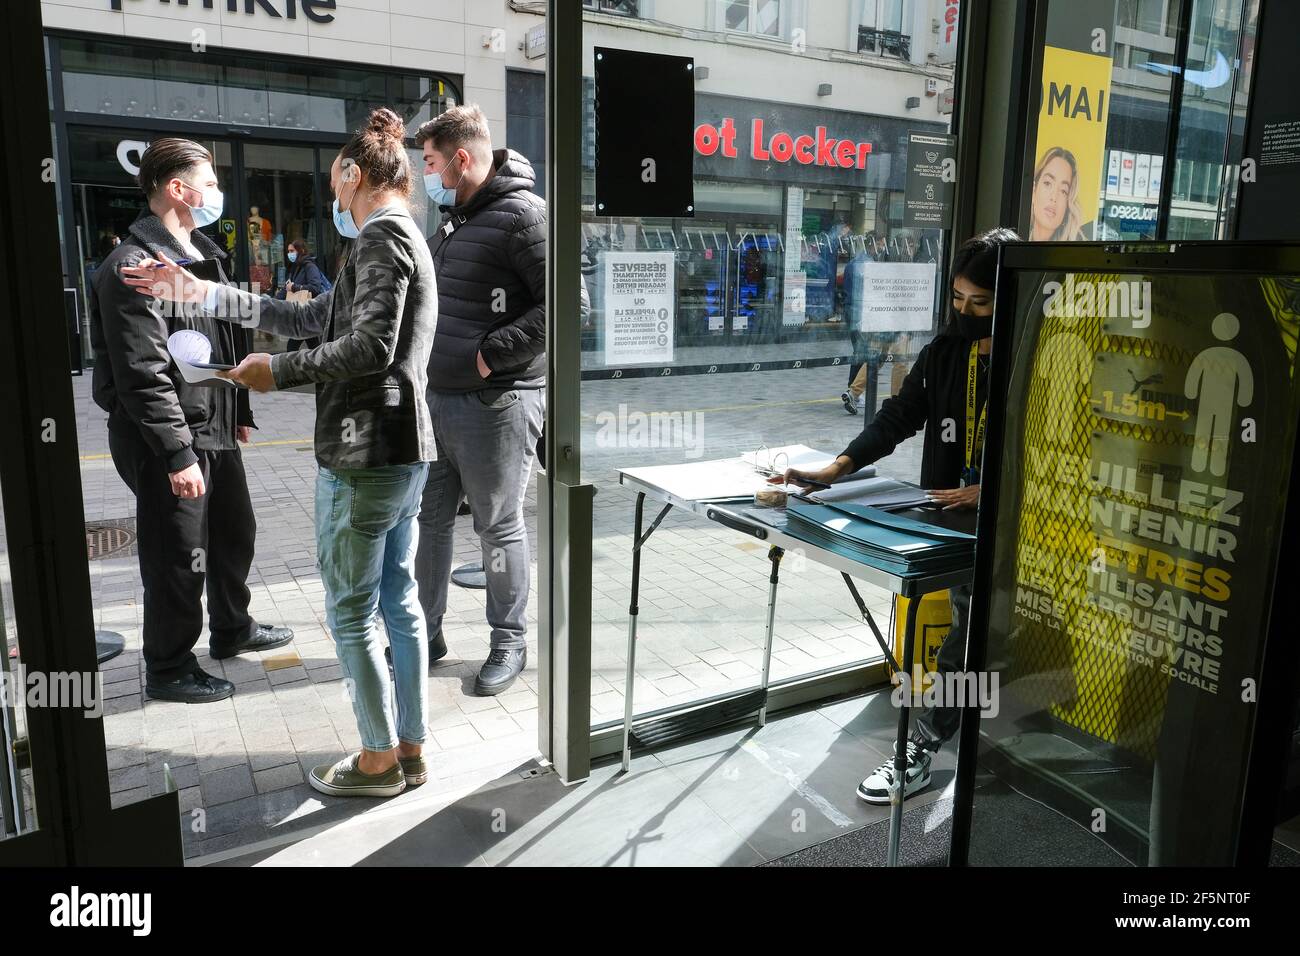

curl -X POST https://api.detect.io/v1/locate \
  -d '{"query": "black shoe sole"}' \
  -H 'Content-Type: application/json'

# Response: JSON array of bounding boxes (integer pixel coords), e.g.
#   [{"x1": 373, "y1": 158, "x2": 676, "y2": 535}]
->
[
  {"x1": 209, "y1": 633, "x2": 294, "y2": 661},
  {"x1": 145, "y1": 683, "x2": 235, "y2": 704}
]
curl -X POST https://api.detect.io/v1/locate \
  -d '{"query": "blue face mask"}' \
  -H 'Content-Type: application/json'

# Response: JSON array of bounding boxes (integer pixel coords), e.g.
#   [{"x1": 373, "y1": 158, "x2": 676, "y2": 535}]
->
[
  {"x1": 181, "y1": 182, "x2": 224, "y2": 229},
  {"x1": 424, "y1": 156, "x2": 462, "y2": 208},
  {"x1": 332, "y1": 197, "x2": 360, "y2": 239},
  {"x1": 287, "y1": 251, "x2": 298, "y2": 264}
]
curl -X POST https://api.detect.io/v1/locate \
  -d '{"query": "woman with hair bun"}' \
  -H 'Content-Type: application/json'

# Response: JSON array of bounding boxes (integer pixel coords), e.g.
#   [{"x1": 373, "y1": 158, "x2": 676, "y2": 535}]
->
[{"x1": 123, "y1": 107, "x2": 439, "y2": 799}]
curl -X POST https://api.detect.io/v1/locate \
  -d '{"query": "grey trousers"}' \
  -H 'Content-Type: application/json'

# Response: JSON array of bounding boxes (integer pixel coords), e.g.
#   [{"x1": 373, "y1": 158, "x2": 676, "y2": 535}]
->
[
  {"x1": 911, "y1": 583, "x2": 973, "y2": 751},
  {"x1": 415, "y1": 387, "x2": 545, "y2": 651}
]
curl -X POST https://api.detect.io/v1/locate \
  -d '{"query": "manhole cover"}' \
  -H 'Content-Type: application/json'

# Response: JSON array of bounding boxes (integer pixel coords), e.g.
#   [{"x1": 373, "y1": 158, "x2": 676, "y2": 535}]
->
[{"x1": 86, "y1": 518, "x2": 137, "y2": 561}]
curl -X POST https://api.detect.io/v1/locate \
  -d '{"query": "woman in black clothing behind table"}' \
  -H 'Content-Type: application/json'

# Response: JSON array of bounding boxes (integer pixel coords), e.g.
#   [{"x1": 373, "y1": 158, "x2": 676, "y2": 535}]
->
[{"x1": 777, "y1": 226, "x2": 1019, "y2": 806}]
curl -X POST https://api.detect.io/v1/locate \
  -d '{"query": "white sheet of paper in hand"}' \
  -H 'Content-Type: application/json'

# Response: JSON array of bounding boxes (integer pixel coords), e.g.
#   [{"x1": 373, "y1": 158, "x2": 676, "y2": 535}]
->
[{"x1": 167, "y1": 329, "x2": 240, "y2": 388}]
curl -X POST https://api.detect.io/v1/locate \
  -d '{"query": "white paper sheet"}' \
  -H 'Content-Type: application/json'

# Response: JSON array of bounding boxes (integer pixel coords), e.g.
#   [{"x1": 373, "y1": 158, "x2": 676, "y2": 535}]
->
[
  {"x1": 622, "y1": 446, "x2": 878, "y2": 503},
  {"x1": 167, "y1": 329, "x2": 239, "y2": 388},
  {"x1": 621, "y1": 457, "x2": 774, "y2": 502},
  {"x1": 807, "y1": 476, "x2": 930, "y2": 509}
]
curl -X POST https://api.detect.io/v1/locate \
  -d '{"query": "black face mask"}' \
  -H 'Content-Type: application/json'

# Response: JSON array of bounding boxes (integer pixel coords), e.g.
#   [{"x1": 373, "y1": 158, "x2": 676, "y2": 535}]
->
[{"x1": 952, "y1": 309, "x2": 994, "y2": 342}]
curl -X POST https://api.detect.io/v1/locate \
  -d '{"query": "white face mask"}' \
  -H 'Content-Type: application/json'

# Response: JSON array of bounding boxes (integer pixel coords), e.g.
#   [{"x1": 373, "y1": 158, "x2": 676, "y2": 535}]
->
[{"x1": 180, "y1": 181, "x2": 224, "y2": 228}]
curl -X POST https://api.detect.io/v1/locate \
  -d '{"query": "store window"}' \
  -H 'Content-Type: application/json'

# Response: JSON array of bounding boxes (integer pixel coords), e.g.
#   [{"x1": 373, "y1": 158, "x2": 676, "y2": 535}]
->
[
  {"x1": 577, "y1": 3, "x2": 959, "y2": 731},
  {"x1": 723, "y1": 0, "x2": 785, "y2": 38},
  {"x1": 1022, "y1": 0, "x2": 1257, "y2": 243},
  {"x1": 55, "y1": 36, "x2": 453, "y2": 137},
  {"x1": 507, "y1": 70, "x2": 546, "y2": 200},
  {"x1": 583, "y1": 0, "x2": 643, "y2": 15}
]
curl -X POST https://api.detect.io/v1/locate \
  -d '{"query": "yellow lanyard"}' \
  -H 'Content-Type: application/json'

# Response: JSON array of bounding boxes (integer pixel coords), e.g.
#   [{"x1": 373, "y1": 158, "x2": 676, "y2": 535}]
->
[{"x1": 965, "y1": 342, "x2": 988, "y2": 483}]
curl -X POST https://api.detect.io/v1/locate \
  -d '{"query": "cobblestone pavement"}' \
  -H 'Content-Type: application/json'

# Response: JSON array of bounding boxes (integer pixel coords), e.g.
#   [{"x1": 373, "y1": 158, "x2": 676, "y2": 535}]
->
[{"x1": 14, "y1": 362, "x2": 922, "y2": 857}]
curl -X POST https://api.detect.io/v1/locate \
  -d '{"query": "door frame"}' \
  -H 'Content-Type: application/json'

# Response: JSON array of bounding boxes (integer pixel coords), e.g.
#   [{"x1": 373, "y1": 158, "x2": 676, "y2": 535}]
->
[{"x1": 0, "y1": 0, "x2": 181, "y2": 866}]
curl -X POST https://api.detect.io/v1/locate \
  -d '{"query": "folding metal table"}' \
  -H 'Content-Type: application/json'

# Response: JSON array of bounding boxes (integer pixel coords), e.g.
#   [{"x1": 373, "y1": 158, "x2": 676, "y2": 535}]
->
[{"x1": 617, "y1": 468, "x2": 973, "y2": 866}]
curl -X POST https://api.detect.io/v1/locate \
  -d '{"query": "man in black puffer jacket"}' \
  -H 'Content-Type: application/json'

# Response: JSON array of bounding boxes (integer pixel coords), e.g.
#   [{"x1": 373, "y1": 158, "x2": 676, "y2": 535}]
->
[{"x1": 414, "y1": 105, "x2": 585, "y2": 696}]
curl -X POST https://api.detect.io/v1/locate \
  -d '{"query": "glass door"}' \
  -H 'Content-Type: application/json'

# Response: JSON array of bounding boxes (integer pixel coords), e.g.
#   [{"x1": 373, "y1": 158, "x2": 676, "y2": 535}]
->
[
  {"x1": 241, "y1": 143, "x2": 320, "y2": 352},
  {"x1": 0, "y1": 472, "x2": 36, "y2": 844},
  {"x1": 573, "y1": 2, "x2": 961, "y2": 748},
  {"x1": 727, "y1": 221, "x2": 782, "y2": 343},
  {"x1": 676, "y1": 219, "x2": 730, "y2": 346}
]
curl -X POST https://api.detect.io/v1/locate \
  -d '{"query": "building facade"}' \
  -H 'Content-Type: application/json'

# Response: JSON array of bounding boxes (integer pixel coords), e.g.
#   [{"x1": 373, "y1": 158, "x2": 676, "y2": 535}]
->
[{"x1": 42, "y1": 0, "x2": 961, "y2": 370}]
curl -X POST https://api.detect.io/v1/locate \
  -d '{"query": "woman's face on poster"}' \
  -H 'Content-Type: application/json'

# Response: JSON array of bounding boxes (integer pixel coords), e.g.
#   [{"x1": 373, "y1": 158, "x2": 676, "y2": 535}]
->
[{"x1": 1033, "y1": 155, "x2": 1073, "y2": 234}]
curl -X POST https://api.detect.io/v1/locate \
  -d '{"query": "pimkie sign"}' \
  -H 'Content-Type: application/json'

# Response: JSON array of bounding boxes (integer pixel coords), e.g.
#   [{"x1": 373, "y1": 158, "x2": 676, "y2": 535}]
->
[{"x1": 109, "y1": 0, "x2": 338, "y2": 22}]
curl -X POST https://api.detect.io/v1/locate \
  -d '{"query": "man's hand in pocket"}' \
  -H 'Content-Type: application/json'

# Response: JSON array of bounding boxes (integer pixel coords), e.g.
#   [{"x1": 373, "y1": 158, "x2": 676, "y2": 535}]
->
[{"x1": 476, "y1": 351, "x2": 491, "y2": 379}]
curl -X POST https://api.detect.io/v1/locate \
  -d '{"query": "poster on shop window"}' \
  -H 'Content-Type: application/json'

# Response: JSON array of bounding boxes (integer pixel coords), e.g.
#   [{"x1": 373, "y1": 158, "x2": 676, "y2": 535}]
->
[
  {"x1": 846, "y1": 261, "x2": 936, "y2": 333},
  {"x1": 1024, "y1": 1, "x2": 1116, "y2": 242},
  {"x1": 603, "y1": 251, "x2": 675, "y2": 366}
]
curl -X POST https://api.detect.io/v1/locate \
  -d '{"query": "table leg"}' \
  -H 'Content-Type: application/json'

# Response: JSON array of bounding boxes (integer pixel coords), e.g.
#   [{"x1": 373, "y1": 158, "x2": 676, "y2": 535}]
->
[
  {"x1": 840, "y1": 573, "x2": 899, "y2": 673},
  {"x1": 757, "y1": 546, "x2": 784, "y2": 727},
  {"x1": 621, "y1": 493, "x2": 646, "y2": 772},
  {"x1": 887, "y1": 593, "x2": 920, "y2": 867}
]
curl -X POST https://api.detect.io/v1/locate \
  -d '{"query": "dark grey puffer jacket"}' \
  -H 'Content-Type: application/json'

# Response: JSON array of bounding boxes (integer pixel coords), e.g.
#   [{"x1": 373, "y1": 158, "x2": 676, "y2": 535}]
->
[
  {"x1": 426, "y1": 148, "x2": 567, "y2": 393},
  {"x1": 209, "y1": 204, "x2": 437, "y2": 470}
]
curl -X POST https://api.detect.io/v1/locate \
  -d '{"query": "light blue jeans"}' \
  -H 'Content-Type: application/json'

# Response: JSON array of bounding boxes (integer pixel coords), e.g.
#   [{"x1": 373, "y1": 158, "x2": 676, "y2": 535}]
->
[{"x1": 316, "y1": 462, "x2": 430, "y2": 752}]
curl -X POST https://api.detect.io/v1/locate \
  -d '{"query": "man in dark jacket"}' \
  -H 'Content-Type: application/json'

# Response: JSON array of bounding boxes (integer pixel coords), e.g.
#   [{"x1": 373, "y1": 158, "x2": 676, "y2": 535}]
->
[
  {"x1": 414, "y1": 105, "x2": 581, "y2": 696},
  {"x1": 90, "y1": 138, "x2": 292, "y2": 704}
]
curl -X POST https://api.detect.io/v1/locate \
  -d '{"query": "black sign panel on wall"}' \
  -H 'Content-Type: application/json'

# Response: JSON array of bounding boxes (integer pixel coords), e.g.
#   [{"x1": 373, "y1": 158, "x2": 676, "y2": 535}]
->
[
  {"x1": 594, "y1": 47, "x2": 694, "y2": 218},
  {"x1": 1236, "y1": 0, "x2": 1300, "y2": 240}
]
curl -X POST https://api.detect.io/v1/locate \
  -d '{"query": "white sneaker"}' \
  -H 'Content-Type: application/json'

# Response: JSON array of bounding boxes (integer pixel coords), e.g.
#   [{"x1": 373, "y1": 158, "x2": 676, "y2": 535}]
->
[
  {"x1": 856, "y1": 742, "x2": 932, "y2": 804},
  {"x1": 841, "y1": 391, "x2": 859, "y2": 415}
]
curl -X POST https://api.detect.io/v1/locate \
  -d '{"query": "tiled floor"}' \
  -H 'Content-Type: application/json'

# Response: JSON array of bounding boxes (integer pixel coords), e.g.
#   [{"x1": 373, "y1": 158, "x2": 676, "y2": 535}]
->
[{"x1": 26, "y1": 361, "x2": 925, "y2": 856}]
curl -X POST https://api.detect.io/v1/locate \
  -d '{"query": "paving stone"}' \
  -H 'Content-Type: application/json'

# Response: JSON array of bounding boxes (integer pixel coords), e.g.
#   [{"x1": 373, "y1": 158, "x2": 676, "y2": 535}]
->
[
  {"x1": 200, "y1": 764, "x2": 256, "y2": 805},
  {"x1": 253, "y1": 762, "x2": 305, "y2": 793}
]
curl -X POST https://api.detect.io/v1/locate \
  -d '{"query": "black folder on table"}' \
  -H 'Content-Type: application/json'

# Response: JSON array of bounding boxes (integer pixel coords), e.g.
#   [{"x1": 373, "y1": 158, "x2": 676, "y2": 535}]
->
[{"x1": 782, "y1": 499, "x2": 976, "y2": 577}]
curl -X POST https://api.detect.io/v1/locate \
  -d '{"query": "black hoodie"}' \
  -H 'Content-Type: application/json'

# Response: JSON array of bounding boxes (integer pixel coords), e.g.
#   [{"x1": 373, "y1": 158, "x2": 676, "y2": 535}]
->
[
  {"x1": 425, "y1": 148, "x2": 587, "y2": 392},
  {"x1": 841, "y1": 328, "x2": 990, "y2": 490}
]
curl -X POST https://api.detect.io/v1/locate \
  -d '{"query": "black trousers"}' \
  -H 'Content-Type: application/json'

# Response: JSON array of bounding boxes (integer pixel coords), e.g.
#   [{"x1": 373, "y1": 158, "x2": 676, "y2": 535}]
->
[
  {"x1": 108, "y1": 425, "x2": 257, "y2": 680},
  {"x1": 911, "y1": 583, "x2": 973, "y2": 751}
]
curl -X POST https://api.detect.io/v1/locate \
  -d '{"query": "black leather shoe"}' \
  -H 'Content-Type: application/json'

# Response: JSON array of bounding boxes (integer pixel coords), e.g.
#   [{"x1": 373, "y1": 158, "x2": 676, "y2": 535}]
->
[
  {"x1": 385, "y1": 631, "x2": 448, "y2": 669},
  {"x1": 146, "y1": 667, "x2": 235, "y2": 703},
  {"x1": 210, "y1": 624, "x2": 295, "y2": 661},
  {"x1": 475, "y1": 647, "x2": 526, "y2": 696}
]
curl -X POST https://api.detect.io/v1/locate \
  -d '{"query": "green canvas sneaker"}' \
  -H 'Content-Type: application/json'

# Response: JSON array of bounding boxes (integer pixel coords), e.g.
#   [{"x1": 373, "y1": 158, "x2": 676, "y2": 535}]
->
[
  {"x1": 309, "y1": 753, "x2": 406, "y2": 798},
  {"x1": 398, "y1": 754, "x2": 429, "y2": 787}
]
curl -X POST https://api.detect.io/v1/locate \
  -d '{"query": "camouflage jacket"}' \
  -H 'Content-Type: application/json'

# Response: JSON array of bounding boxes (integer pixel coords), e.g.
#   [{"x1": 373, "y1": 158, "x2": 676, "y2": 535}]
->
[{"x1": 210, "y1": 204, "x2": 437, "y2": 470}]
